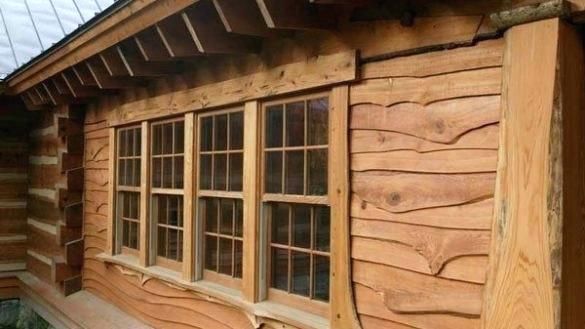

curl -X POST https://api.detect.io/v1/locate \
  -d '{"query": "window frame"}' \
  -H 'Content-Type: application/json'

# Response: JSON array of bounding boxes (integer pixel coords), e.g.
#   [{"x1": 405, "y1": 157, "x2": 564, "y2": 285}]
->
[{"x1": 259, "y1": 92, "x2": 332, "y2": 318}]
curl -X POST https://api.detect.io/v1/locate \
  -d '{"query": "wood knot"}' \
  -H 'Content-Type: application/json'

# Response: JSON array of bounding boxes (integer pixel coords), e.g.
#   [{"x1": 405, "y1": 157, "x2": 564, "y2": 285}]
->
[
  {"x1": 387, "y1": 192, "x2": 401, "y2": 206},
  {"x1": 360, "y1": 200, "x2": 367, "y2": 209},
  {"x1": 377, "y1": 132, "x2": 386, "y2": 143},
  {"x1": 434, "y1": 119, "x2": 446, "y2": 134}
]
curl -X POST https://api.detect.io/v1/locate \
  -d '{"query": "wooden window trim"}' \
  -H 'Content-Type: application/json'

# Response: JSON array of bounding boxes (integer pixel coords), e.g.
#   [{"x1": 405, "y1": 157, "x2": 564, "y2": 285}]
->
[{"x1": 195, "y1": 107, "x2": 245, "y2": 289}]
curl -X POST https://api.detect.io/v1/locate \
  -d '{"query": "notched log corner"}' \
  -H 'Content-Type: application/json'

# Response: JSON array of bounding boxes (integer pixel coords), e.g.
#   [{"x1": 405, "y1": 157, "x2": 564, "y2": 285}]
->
[{"x1": 490, "y1": 0, "x2": 570, "y2": 30}]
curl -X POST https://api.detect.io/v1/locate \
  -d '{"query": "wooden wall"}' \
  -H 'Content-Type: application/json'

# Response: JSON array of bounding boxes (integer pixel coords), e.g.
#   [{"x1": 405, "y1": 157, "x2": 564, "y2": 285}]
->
[
  {"x1": 27, "y1": 106, "x2": 84, "y2": 295},
  {"x1": 349, "y1": 39, "x2": 503, "y2": 329},
  {"x1": 0, "y1": 98, "x2": 29, "y2": 273}
]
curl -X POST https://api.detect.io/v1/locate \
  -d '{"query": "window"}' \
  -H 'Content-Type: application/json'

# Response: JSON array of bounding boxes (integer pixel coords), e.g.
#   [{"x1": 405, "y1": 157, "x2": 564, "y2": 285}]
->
[
  {"x1": 151, "y1": 119, "x2": 185, "y2": 271},
  {"x1": 262, "y1": 94, "x2": 330, "y2": 316},
  {"x1": 198, "y1": 109, "x2": 244, "y2": 287},
  {"x1": 116, "y1": 126, "x2": 141, "y2": 255}
]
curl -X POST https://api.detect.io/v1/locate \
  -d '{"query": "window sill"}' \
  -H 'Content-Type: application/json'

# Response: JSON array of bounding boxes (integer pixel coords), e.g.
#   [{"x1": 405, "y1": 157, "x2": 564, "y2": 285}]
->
[{"x1": 96, "y1": 253, "x2": 329, "y2": 329}]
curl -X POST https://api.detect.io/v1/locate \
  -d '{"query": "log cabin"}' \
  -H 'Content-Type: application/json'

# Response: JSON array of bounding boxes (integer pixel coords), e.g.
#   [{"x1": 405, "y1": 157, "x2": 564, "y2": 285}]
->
[{"x1": 0, "y1": 0, "x2": 584, "y2": 328}]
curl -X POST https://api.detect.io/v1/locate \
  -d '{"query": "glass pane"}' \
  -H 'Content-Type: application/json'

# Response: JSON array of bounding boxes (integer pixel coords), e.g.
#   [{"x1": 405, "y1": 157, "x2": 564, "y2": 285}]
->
[
  {"x1": 292, "y1": 205, "x2": 311, "y2": 249},
  {"x1": 229, "y1": 112, "x2": 244, "y2": 150},
  {"x1": 130, "y1": 222, "x2": 139, "y2": 249},
  {"x1": 228, "y1": 153, "x2": 243, "y2": 192},
  {"x1": 314, "y1": 255, "x2": 330, "y2": 301},
  {"x1": 118, "y1": 159, "x2": 126, "y2": 185},
  {"x1": 308, "y1": 98, "x2": 328, "y2": 146},
  {"x1": 285, "y1": 101, "x2": 304, "y2": 147},
  {"x1": 177, "y1": 231, "x2": 183, "y2": 262},
  {"x1": 265, "y1": 151, "x2": 282, "y2": 193},
  {"x1": 266, "y1": 105, "x2": 283, "y2": 148},
  {"x1": 174, "y1": 121, "x2": 184, "y2": 154},
  {"x1": 315, "y1": 207, "x2": 330, "y2": 252},
  {"x1": 127, "y1": 128, "x2": 134, "y2": 157},
  {"x1": 174, "y1": 156, "x2": 184, "y2": 189},
  {"x1": 205, "y1": 199, "x2": 218, "y2": 233},
  {"x1": 168, "y1": 196, "x2": 179, "y2": 227},
  {"x1": 125, "y1": 159, "x2": 133, "y2": 186},
  {"x1": 157, "y1": 227, "x2": 166, "y2": 257},
  {"x1": 213, "y1": 154, "x2": 227, "y2": 190},
  {"x1": 234, "y1": 240, "x2": 243, "y2": 278},
  {"x1": 168, "y1": 229, "x2": 178, "y2": 260},
  {"x1": 135, "y1": 128, "x2": 141, "y2": 156},
  {"x1": 219, "y1": 199, "x2": 233, "y2": 235},
  {"x1": 205, "y1": 235, "x2": 217, "y2": 270},
  {"x1": 308, "y1": 149, "x2": 327, "y2": 195},
  {"x1": 285, "y1": 151, "x2": 304, "y2": 195},
  {"x1": 234, "y1": 200, "x2": 243, "y2": 237},
  {"x1": 152, "y1": 124, "x2": 162, "y2": 155},
  {"x1": 152, "y1": 158, "x2": 162, "y2": 188},
  {"x1": 199, "y1": 154, "x2": 212, "y2": 190},
  {"x1": 218, "y1": 238, "x2": 233, "y2": 275},
  {"x1": 271, "y1": 247, "x2": 288, "y2": 291},
  {"x1": 162, "y1": 157, "x2": 173, "y2": 188},
  {"x1": 271, "y1": 203, "x2": 289, "y2": 245},
  {"x1": 291, "y1": 251, "x2": 310, "y2": 297},
  {"x1": 215, "y1": 114, "x2": 228, "y2": 151},
  {"x1": 163, "y1": 123, "x2": 173, "y2": 154},
  {"x1": 119, "y1": 130, "x2": 127, "y2": 157},
  {"x1": 133, "y1": 158, "x2": 141, "y2": 187},
  {"x1": 157, "y1": 196, "x2": 168, "y2": 225},
  {"x1": 122, "y1": 220, "x2": 129, "y2": 247},
  {"x1": 129, "y1": 193, "x2": 138, "y2": 219},
  {"x1": 200, "y1": 116, "x2": 213, "y2": 152}
]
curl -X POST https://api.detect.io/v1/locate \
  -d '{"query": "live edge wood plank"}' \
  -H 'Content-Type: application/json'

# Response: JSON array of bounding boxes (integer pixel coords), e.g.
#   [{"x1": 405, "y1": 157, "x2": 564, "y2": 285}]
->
[{"x1": 109, "y1": 51, "x2": 357, "y2": 126}]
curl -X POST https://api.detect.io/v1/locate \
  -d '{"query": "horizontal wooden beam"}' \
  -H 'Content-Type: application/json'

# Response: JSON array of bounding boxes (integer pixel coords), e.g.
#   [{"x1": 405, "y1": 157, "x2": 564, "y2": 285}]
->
[
  {"x1": 110, "y1": 50, "x2": 357, "y2": 125},
  {"x1": 7, "y1": 0, "x2": 200, "y2": 94}
]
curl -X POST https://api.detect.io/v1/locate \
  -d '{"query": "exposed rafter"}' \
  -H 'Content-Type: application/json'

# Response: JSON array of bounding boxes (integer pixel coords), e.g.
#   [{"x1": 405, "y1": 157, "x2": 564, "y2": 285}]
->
[{"x1": 212, "y1": 0, "x2": 272, "y2": 37}]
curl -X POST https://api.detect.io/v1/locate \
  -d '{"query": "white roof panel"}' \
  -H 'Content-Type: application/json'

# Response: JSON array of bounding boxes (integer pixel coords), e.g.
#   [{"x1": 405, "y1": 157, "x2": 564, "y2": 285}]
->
[{"x1": 0, "y1": 0, "x2": 117, "y2": 79}]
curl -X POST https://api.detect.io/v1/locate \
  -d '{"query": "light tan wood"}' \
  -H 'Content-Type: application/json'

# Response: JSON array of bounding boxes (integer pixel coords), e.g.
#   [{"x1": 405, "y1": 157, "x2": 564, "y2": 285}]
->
[
  {"x1": 242, "y1": 101, "x2": 260, "y2": 302},
  {"x1": 481, "y1": 18, "x2": 560, "y2": 329},
  {"x1": 139, "y1": 122, "x2": 150, "y2": 266},
  {"x1": 109, "y1": 51, "x2": 357, "y2": 125},
  {"x1": 106, "y1": 128, "x2": 116, "y2": 255},
  {"x1": 182, "y1": 113, "x2": 195, "y2": 280},
  {"x1": 329, "y1": 85, "x2": 360, "y2": 329}
]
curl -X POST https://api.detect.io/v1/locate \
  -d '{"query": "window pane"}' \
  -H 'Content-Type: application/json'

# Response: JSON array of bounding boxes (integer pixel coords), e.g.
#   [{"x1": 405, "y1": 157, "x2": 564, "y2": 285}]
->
[
  {"x1": 122, "y1": 220, "x2": 129, "y2": 247},
  {"x1": 200, "y1": 116, "x2": 213, "y2": 151},
  {"x1": 215, "y1": 114, "x2": 228, "y2": 151},
  {"x1": 127, "y1": 128, "x2": 134, "y2": 157},
  {"x1": 118, "y1": 159, "x2": 126, "y2": 185},
  {"x1": 265, "y1": 151, "x2": 282, "y2": 193},
  {"x1": 199, "y1": 154, "x2": 212, "y2": 190},
  {"x1": 152, "y1": 125, "x2": 162, "y2": 155},
  {"x1": 229, "y1": 153, "x2": 243, "y2": 192},
  {"x1": 129, "y1": 193, "x2": 139, "y2": 219},
  {"x1": 177, "y1": 231, "x2": 183, "y2": 262},
  {"x1": 292, "y1": 205, "x2": 311, "y2": 249},
  {"x1": 205, "y1": 199, "x2": 218, "y2": 233},
  {"x1": 271, "y1": 248, "x2": 288, "y2": 291},
  {"x1": 205, "y1": 235, "x2": 217, "y2": 270},
  {"x1": 285, "y1": 101, "x2": 304, "y2": 147},
  {"x1": 168, "y1": 196, "x2": 180, "y2": 226},
  {"x1": 162, "y1": 157, "x2": 173, "y2": 188},
  {"x1": 271, "y1": 203, "x2": 289, "y2": 245},
  {"x1": 152, "y1": 158, "x2": 162, "y2": 188},
  {"x1": 308, "y1": 149, "x2": 327, "y2": 195},
  {"x1": 315, "y1": 207, "x2": 330, "y2": 252},
  {"x1": 130, "y1": 221, "x2": 139, "y2": 249},
  {"x1": 314, "y1": 255, "x2": 330, "y2": 301},
  {"x1": 219, "y1": 199, "x2": 233, "y2": 235},
  {"x1": 168, "y1": 229, "x2": 179, "y2": 260},
  {"x1": 291, "y1": 251, "x2": 310, "y2": 297},
  {"x1": 234, "y1": 240, "x2": 243, "y2": 278},
  {"x1": 135, "y1": 128, "x2": 142, "y2": 156},
  {"x1": 133, "y1": 158, "x2": 141, "y2": 187},
  {"x1": 308, "y1": 98, "x2": 328, "y2": 146},
  {"x1": 174, "y1": 121, "x2": 184, "y2": 154},
  {"x1": 234, "y1": 200, "x2": 243, "y2": 237},
  {"x1": 213, "y1": 154, "x2": 227, "y2": 190},
  {"x1": 285, "y1": 151, "x2": 304, "y2": 195},
  {"x1": 266, "y1": 105, "x2": 283, "y2": 148},
  {"x1": 125, "y1": 159, "x2": 133, "y2": 186},
  {"x1": 229, "y1": 112, "x2": 244, "y2": 150},
  {"x1": 119, "y1": 130, "x2": 127, "y2": 157},
  {"x1": 163, "y1": 123, "x2": 173, "y2": 154},
  {"x1": 157, "y1": 227, "x2": 166, "y2": 257},
  {"x1": 174, "y1": 156, "x2": 184, "y2": 189},
  {"x1": 218, "y1": 238, "x2": 233, "y2": 275}
]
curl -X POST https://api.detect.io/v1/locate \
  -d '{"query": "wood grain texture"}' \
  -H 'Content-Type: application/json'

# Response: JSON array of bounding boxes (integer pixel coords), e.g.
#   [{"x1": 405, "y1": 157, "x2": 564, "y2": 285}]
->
[{"x1": 349, "y1": 37, "x2": 502, "y2": 328}]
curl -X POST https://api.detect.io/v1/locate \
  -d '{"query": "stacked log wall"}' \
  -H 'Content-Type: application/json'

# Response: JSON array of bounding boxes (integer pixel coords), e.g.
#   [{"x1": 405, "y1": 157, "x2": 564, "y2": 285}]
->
[
  {"x1": 349, "y1": 39, "x2": 503, "y2": 329},
  {"x1": 27, "y1": 106, "x2": 84, "y2": 295},
  {"x1": 0, "y1": 99, "x2": 29, "y2": 274}
]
